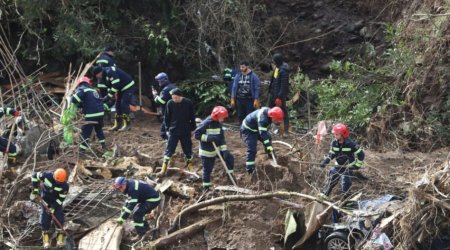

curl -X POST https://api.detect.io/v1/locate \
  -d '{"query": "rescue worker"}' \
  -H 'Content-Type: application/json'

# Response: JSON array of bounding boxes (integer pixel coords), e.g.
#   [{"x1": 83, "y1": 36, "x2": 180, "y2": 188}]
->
[
  {"x1": 153, "y1": 72, "x2": 176, "y2": 140},
  {"x1": 0, "y1": 107, "x2": 21, "y2": 163},
  {"x1": 223, "y1": 67, "x2": 236, "y2": 94},
  {"x1": 194, "y1": 106, "x2": 234, "y2": 190},
  {"x1": 71, "y1": 76, "x2": 106, "y2": 153},
  {"x1": 30, "y1": 168, "x2": 69, "y2": 248},
  {"x1": 230, "y1": 61, "x2": 261, "y2": 124},
  {"x1": 95, "y1": 46, "x2": 116, "y2": 98},
  {"x1": 159, "y1": 88, "x2": 196, "y2": 176},
  {"x1": 241, "y1": 107, "x2": 284, "y2": 174},
  {"x1": 319, "y1": 123, "x2": 365, "y2": 200},
  {"x1": 267, "y1": 53, "x2": 290, "y2": 137},
  {"x1": 113, "y1": 177, "x2": 160, "y2": 241},
  {"x1": 93, "y1": 66, "x2": 136, "y2": 131}
]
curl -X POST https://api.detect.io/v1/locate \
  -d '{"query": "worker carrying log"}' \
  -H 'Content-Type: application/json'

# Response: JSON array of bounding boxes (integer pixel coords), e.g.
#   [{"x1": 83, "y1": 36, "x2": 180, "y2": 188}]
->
[
  {"x1": 319, "y1": 123, "x2": 365, "y2": 200},
  {"x1": 153, "y1": 72, "x2": 176, "y2": 140},
  {"x1": 93, "y1": 65, "x2": 136, "y2": 131},
  {"x1": 194, "y1": 106, "x2": 235, "y2": 190},
  {"x1": 70, "y1": 76, "x2": 107, "y2": 153},
  {"x1": 0, "y1": 107, "x2": 21, "y2": 163},
  {"x1": 30, "y1": 168, "x2": 69, "y2": 248},
  {"x1": 240, "y1": 107, "x2": 284, "y2": 174},
  {"x1": 158, "y1": 88, "x2": 196, "y2": 176},
  {"x1": 112, "y1": 177, "x2": 161, "y2": 242}
]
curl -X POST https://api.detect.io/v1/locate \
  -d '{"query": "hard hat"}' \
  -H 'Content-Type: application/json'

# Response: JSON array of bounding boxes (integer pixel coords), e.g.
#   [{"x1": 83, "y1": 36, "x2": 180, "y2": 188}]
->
[
  {"x1": 53, "y1": 168, "x2": 67, "y2": 183},
  {"x1": 113, "y1": 176, "x2": 127, "y2": 189},
  {"x1": 155, "y1": 72, "x2": 168, "y2": 81},
  {"x1": 268, "y1": 107, "x2": 284, "y2": 122},
  {"x1": 77, "y1": 76, "x2": 92, "y2": 86},
  {"x1": 211, "y1": 106, "x2": 228, "y2": 121},
  {"x1": 332, "y1": 123, "x2": 350, "y2": 138}
]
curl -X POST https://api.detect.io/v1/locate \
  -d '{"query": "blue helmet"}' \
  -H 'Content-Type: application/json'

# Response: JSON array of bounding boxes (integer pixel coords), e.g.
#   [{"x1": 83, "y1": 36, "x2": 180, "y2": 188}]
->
[
  {"x1": 155, "y1": 72, "x2": 168, "y2": 82},
  {"x1": 113, "y1": 176, "x2": 127, "y2": 189}
]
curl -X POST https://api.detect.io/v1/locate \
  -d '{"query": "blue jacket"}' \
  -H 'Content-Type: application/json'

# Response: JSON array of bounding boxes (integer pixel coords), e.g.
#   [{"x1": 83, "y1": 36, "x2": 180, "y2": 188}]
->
[
  {"x1": 0, "y1": 107, "x2": 17, "y2": 118},
  {"x1": 104, "y1": 67, "x2": 135, "y2": 99},
  {"x1": 119, "y1": 179, "x2": 160, "y2": 220},
  {"x1": 31, "y1": 171, "x2": 69, "y2": 208},
  {"x1": 194, "y1": 116, "x2": 227, "y2": 157},
  {"x1": 95, "y1": 52, "x2": 116, "y2": 68},
  {"x1": 71, "y1": 83, "x2": 104, "y2": 119},
  {"x1": 322, "y1": 138, "x2": 365, "y2": 168},
  {"x1": 154, "y1": 81, "x2": 176, "y2": 116},
  {"x1": 241, "y1": 107, "x2": 272, "y2": 148},
  {"x1": 164, "y1": 98, "x2": 196, "y2": 136},
  {"x1": 231, "y1": 71, "x2": 260, "y2": 100}
]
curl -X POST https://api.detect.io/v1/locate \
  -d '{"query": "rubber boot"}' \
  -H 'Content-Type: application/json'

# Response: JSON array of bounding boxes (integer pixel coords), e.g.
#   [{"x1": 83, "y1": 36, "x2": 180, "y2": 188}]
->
[
  {"x1": 42, "y1": 231, "x2": 50, "y2": 249},
  {"x1": 158, "y1": 160, "x2": 169, "y2": 176},
  {"x1": 118, "y1": 114, "x2": 130, "y2": 131},
  {"x1": 56, "y1": 230, "x2": 64, "y2": 247},
  {"x1": 110, "y1": 115, "x2": 122, "y2": 131},
  {"x1": 7, "y1": 153, "x2": 16, "y2": 164}
]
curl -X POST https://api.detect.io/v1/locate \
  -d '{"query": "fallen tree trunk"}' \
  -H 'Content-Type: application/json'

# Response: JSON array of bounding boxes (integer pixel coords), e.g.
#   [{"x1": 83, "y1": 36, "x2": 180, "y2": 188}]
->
[
  {"x1": 146, "y1": 217, "x2": 220, "y2": 250},
  {"x1": 169, "y1": 191, "x2": 349, "y2": 232}
]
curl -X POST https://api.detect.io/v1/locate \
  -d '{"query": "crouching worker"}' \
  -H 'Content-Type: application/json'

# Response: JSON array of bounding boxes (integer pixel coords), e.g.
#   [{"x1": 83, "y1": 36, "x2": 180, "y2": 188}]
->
[
  {"x1": 30, "y1": 168, "x2": 69, "y2": 248},
  {"x1": 194, "y1": 106, "x2": 235, "y2": 190},
  {"x1": 71, "y1": 76, "x2": 106, "y2": 153},
  {"x1": 112, "y1": 177, "x2": 161, "y2": 241},
  {"x1": 0, "y1": 107, "x2": 21, "y2": 163}
]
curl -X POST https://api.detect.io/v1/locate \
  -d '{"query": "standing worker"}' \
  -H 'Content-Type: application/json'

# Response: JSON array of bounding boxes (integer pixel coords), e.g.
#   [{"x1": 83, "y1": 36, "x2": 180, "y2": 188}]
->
[
  {"x1": 230, "y1": 61, "x2": 260, "y2": 124},
  {"x1": 153, "y1": 72, "x2": 176, "y2": 140},
  {"x1": 71, "y1": 76, "x2": 106, "y2": 153},
  {"x1": 319, "y1": 123, "x2": 365, "y2": 200},
  {"x1": 267, "y1": 53, "x2": 290, "y2": 137},
  {"x1": 112, "y1": 177, "x2": 160, "y2": 241},
  {"x1": 93, "y1": 66, "x2": 136, "y2": 131},
  {"x1": 158, "y1": 88, "x2": 196, "y2": 176},
  {"x1": 0, "y1": 107, "x2": 21, "y2": 163},
  {"x1": 241, "y1": 107, "x2": 284, "y2": 174},
  {"x1": 223, "y1": 67, "x2": 236, "y2": 94},
  {"x1": 94, "y1": 46, "x2": 116, "y2": 98},
  {"x1": 30, "y1": 168, "x2": 69, "y2": 248},
  {"x1": 194, "y1": 106, "x2": 234, "y2": 190}
]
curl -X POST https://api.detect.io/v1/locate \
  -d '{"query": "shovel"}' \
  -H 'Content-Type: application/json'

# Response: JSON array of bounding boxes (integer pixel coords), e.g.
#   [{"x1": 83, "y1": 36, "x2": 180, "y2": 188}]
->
[
  {"x1": 212, "y1": 142, "x2": 237, "y2": 186},
  {"x1": 40, "y1": 200, "x2": 75, "y2": 250},
  {"x1": 270, "y1": 151, "x2": 279, "y2": 168}
]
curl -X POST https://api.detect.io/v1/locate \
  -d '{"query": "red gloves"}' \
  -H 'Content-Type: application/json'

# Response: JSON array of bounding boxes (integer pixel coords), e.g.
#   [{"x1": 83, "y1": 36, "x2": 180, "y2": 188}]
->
[
  {"x1": 13, "y1": 111, "x2": 21, "y2": 117},
  {"x1": 274, "y1": 98, "x2": 282, "y2": 107}
]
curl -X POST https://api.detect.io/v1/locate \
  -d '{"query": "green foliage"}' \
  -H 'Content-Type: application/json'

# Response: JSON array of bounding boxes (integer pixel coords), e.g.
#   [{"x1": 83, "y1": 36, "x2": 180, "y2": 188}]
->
[{"x1": 181, "y1": 81, "x2": 230, "y2": 116}]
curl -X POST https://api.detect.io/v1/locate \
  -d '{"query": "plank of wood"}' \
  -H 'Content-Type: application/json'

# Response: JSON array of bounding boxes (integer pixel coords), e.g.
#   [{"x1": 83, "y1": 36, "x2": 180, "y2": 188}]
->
[{"x1": 78, "y1": 219, "x2": 123, "y2": 250}]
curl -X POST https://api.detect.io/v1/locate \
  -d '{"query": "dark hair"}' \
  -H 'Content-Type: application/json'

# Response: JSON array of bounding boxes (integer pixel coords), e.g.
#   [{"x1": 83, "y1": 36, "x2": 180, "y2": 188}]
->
[
  {"x1": 239, "y1": 60, "x2": 250, "y2": 66},
  {"x1": 272, "y1": 53, "x2": 284, "y2": 67}
]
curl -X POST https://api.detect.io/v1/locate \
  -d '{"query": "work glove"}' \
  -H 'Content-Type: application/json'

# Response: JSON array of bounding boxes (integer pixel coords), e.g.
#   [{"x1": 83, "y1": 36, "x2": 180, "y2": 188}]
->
[
  {"x1": 265, "y1": 145, "x2": 273, "y2": 154},
  {"x1": 275, "y1": 98, "x2": 282, "y2": 107},
  {"x1": 103, "y1": 103, "x2": 110, "y2": 112},
  {"x1": 230, "y1": 98, "x2": 236, "y2": 108},
  {"x1": 152, "y1": 88, "x2": 158, "y2": 97},
  {"x1": 29, "y1": 191, "x2": 39, "y2": 201},
  {"x1": 116, "y1": 217, "x2": 125, "y2": 225},
  {"x1": 13, "y1": 111, "x2": 21, "y2": 117},
  {"x1": 253, "y1": 99, "x2": 260, "y2": 109}
]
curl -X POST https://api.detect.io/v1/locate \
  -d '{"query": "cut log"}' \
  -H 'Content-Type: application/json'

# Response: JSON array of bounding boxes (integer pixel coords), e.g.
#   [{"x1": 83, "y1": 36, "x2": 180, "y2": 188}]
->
[
  {"x1": 78, "y1": 219, "x2": 123, "y2": 250},
  {"x1": 148, "y1": 217, "x2": 220, "y2": 249}
]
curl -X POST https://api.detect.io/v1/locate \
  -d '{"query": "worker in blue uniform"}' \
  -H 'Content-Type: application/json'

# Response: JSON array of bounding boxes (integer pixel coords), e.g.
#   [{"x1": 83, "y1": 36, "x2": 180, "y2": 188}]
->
[
  {"x1": 153, "y1": 72, "x2": 176, "y2": 140},
  {"x1": 30, "y1": 168, "x2": 69, "y2": 248},
  {"x1": 194, "y1": 106, "x2": 234, "y2": 190},
  {"x1": 113, "y1": 177, "x2": 161, "y2": 241},
  {"x1": 71, "y1": 76, "x2": 106, "y2": 152},
  {"x1": 240, "y1": 107, "x2": 284, "y2": 174}
]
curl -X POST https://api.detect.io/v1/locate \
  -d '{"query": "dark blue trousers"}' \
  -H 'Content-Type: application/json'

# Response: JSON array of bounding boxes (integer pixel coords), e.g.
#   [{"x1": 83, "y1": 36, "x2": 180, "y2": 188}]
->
[
  {"x1": 0, "y1": 136, "x2": 16, "y2": 156},
  {"x1": 236, "y1": 98, "x2": 254, "y2": 124},
  {"x1": 322, "y1": 166, "x2": 352, "y2": 196},
  {"x1": 80, "y1": 118, "x2": 105, "y2": 150},
  {"x1": 116, "y1": 87, "x2": 136, "y2": 115},
  {"x1": 201, "y1": 152, "x2": 234, "y2": 187},
  {"x1": 133, "y1": 200, "x2": 160, "y2": 235},
  {"x1": 164, "y1": 134, "x2": 192, "y2": 161},
  {"x1": 241, "y1": 129, "x2": 263, "y2": 173},
  {"x1": 40, "y1": 203, "x2": 64, "y2": 231}
]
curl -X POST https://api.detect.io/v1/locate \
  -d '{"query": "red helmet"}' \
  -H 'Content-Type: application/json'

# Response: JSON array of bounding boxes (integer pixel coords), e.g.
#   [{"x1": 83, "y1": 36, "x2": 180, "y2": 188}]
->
[
  {"x1": 332, "y1": 123, "x2": 350, "y2": 138},
  {"x1": 211, "y1": 106, "x2": 228, "y2": 121},
  {"x1": 77, "y1": 76, "x2": 92, "y2": 86},
  {"x1": 268, "y1": 107, "x2": 284, "y2": 122},
  {"x1": 53, "y1": 168, "x2": 67, "y2": 183}
]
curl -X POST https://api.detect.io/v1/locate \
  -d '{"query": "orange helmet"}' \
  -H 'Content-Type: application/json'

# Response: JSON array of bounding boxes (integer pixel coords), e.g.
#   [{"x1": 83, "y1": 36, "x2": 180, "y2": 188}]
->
[
  {"x1": 332, "y1": 123, "x2": 350, "y2": 138},
  {"x1": 77, "y1": 76, "x2": 92, "y2": 86},
  {"x1": 211, "y1": 106, "x2": 228, "y2": 121},
  {"x1": 268, "y1": 107, "x2": 284, "y2": 122},
  {"x1": 53, "y1": 168, "x2": 67, "y2": 183}
]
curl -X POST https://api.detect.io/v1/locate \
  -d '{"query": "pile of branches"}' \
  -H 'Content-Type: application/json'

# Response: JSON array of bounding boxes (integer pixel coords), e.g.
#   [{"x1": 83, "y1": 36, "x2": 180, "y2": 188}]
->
[{"x1": 393, "y1": 160, "x2": 450, "y2": 249}]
